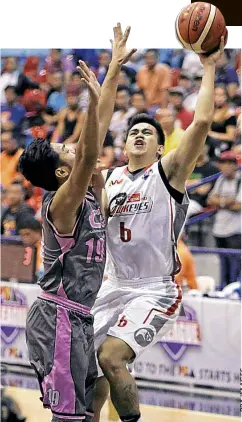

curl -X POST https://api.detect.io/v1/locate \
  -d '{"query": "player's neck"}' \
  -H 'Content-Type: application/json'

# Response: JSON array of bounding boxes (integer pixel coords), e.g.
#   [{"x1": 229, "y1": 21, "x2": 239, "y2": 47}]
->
[{"x1": 127, "y1": 158, "x2": 154, "y2": 172}]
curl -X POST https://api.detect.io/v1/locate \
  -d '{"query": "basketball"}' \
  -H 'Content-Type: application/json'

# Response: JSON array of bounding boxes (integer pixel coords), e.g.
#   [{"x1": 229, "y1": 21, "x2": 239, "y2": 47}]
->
[{"x1": 175, "y1": 2, "x2": 228, "y2": 54}]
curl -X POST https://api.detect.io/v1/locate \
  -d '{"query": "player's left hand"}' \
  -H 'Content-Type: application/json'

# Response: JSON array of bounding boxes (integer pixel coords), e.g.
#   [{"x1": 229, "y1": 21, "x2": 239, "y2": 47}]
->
[
  {"x1": 199, "y1": 36, "x2": 224, "y2": 66},
  {"x1": 111, "y1": 23, "x2": 137, "y2": 65},
  {"x1": 76, "y1": 61, "x2": 101, "y2": 97}
]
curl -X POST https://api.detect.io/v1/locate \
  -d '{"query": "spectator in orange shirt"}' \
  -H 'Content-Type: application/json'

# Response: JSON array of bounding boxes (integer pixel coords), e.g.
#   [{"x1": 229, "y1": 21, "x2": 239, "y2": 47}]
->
[
  {"x1": 137, "y1": 49, "x2": 171, "y2": 115},
  {"x1": 175, "y1": 238, "x2": 198, "y2": 291},
  {"x1": 18, "y1": 217, "x2": 43, "y2": 276},
  {"x1": 0, "y1": 131, "x2": 23, "y2": 189}
]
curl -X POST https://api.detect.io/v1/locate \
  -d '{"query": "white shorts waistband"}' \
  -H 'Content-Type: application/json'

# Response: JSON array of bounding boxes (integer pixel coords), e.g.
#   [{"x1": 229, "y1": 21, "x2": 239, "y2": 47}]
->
[{"x1": 105, "y1": 274, "x2": 174, "y2": 288}]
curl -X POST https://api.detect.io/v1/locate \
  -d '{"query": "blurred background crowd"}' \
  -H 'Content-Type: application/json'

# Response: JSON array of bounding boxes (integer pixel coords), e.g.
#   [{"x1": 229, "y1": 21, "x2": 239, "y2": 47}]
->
[{"x1": 1, "y1": 47, "x2": 241, "y2": 293}]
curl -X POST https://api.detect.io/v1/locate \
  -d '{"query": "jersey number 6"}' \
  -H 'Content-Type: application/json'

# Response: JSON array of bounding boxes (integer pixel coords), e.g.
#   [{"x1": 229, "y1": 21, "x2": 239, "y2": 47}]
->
[{"x1": 120, "y1": 222, "x2": 131, "y2": 242}]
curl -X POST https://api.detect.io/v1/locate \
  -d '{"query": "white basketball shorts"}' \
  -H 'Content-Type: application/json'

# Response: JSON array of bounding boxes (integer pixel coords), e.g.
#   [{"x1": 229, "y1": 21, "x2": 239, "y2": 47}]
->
[{"x1": 91, "y1": 276, "x2": 182, "y2": 377}]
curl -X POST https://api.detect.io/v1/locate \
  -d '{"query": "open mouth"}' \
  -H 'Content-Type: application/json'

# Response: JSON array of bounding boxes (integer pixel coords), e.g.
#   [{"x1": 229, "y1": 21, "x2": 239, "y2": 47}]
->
[{"x1": 134, "y1": 139, "x2": 145, "y2": 146}]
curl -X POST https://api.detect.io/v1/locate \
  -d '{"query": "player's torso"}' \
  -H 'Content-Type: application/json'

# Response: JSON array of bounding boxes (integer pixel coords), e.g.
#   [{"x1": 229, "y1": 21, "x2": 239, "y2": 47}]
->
[
  {"x1": 40, "y1": 190, "x2": 106, "y2": 307},
  {"x1": 105, "y1": 162, "x2": 178, "y2": 281}
]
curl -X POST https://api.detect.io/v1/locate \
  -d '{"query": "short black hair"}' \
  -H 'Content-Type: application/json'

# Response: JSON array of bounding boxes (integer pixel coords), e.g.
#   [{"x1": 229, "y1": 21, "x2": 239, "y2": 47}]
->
[
  {"x1": 18, "y1": 217, "x2": 42, "y2": 233},
  {"x1": 18, "y1": 138, "x2": 61, "y2": 191},
  {"x1": 131, "y1": 90, "x2": 145, "y2": 98},
  {"x1": 125, "y1": 113, "x2": 165, "y2": 146},
  {"x1": 4, "y1": 85, "x2": 17, "y2": 94},
  {"x1": 117, "y1": 85, "x2": 131, "y2": 95},
  {"x1": 146, "y1": 49, "x2": 159, "y2": 58}
]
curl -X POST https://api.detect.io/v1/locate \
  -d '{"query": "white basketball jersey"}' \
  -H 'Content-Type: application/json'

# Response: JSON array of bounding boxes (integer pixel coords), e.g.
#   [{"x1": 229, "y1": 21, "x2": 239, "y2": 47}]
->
[{"x1": 105, "y1": 161, "x2": 189, "y2": 282}]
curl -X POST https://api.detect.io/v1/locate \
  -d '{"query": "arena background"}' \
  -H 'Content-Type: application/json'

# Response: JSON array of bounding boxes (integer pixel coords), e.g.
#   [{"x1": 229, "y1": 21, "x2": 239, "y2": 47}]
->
[{"x1": 0, "y1": 39, "x2": 241, "y2": 422}]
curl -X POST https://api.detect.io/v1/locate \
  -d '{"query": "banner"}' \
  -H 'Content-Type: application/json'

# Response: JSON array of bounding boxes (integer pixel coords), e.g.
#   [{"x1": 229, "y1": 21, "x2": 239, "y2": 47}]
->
[
  {"x1": 134, "y1": 296, "x2": 241, "y2": 390},
  {"x1": 138, "y1": 387, "x2": 240, "y2": 417},
  {"x1": 1, "y1": 282, "x2": 40, "y2": 365}
]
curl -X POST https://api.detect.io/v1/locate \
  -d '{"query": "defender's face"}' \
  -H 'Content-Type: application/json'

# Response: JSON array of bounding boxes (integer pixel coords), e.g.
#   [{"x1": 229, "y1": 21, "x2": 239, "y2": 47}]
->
[
  {"x1": 125, "y1": 123, "x2": 161, "y2": 158},
  {"x1": 51, "y1": 143, "x2": 76, "y2": 169}
]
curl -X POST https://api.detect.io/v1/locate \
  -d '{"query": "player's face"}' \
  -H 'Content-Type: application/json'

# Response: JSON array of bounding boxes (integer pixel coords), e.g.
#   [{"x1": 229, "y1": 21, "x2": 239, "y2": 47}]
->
[
  {"x1": 51, "y1": 143, "x2": 76, "y2": 170},
  {"x1": 125, "y1": 123, "x2": 162, "y2": 159}
]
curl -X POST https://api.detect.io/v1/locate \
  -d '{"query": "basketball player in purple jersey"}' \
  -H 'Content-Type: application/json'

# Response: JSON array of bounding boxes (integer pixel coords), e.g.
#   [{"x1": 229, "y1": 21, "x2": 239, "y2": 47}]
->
[{"x1": 18, "y1": 24, "x2": 136, "y2": 422}]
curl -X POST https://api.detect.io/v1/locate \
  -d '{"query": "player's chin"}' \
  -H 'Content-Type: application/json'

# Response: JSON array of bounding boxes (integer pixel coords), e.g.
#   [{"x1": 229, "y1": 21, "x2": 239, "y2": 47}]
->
[{"x1": 131, "y1": 146, "x2": 147, "y2": 155}]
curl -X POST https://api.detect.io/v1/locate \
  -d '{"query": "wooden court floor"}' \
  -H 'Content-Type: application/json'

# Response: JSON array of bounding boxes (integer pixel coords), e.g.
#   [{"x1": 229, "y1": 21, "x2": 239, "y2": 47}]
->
[{"x1": 4, "y1": 386, "x2": 240, "y2": 422}]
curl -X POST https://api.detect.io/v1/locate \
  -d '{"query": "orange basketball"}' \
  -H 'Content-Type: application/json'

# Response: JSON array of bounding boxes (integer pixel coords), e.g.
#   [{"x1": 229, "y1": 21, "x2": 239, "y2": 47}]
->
[{"x1": 175, "y1": 2, "x2": 228, "y2": 54}]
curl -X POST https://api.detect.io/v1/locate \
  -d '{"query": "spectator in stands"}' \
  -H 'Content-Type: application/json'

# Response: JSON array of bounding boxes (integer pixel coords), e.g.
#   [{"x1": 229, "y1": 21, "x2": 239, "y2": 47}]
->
[
  {"x1": 46, "y1": 72, "x2": 66, "y2": 111},
  {"x1": 18, "y1": 217, "x2": 43, "y2": 276},
  {"x1": 95, "y1": 50, "x2": 112, "y2": 84},
  {"x1": 175, "y1": 238, "x2": 198, "y2": 292},
  {"x1": 1, "y1": 86, "x2": 26, "y2": 135},
  {"x1": 131, "y1": 90, "x2": 148, "y2": 115},
  {"x1": 0, "y1": 57, "x2": 39, "y2": 103},
  {"x1": 207, "y1": 151, "x2": 241, "y2": 250},
  {"x1": 232, "y1": 114, "x2": 241, "y2": 162},
  {"x1": 0, "y1": 131, "x2": 23, "y2": 188},
  {"x1": 181, "y1": 50, "x2": 203, "y2": 77},
  {"x1": 177, "y1": 71, "x2": 193, "y2": 96},
  {"x1": 187, "y1": 145, "x2": 219, "y2": 216},
  {"x1": 1, "y1": 182, "x2": 35, "y2": 236},
  {"x1": 168, "y1": 86, "x2": 194, "y2": 130},
  {"x1": 43, "y1": 49, "x2": 75, "y2": 84},
  {"x1": 155, "y1": 108, "x2": 184, "y2": 155},
  {"x1": 109, "y1": 85, "x2": 136, "y2": 161},
  {"x1": 183, "y1": 70, "x2": 203, "y2": 112},
  {"x1": 52, "y1": 85, "x2": 85, "y2": 144},
  {"x1": 117, "y1": 70, "x2": 132, "y2": 88},
  {"x1": 137, "y1": 49, "x2": 171, "y2": 114},
  {"x1": 21, "y1": 89, "x2": 57, "y2": 144},
  {"x1": 70, "y1": 70, "x2": 89, "y2": 112},
  {"x1": 215, "y1": 50, "x2": 239, "y2": 100},
  {"x1": 207, "y1": 85, "x2": 237, "y2": 160}
]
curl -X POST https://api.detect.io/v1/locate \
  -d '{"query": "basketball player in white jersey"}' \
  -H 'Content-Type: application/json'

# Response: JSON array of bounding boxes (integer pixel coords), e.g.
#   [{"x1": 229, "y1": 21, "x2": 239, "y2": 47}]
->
[{"x1": 91, "y1": 39, "x2": 225, "y2": 422}]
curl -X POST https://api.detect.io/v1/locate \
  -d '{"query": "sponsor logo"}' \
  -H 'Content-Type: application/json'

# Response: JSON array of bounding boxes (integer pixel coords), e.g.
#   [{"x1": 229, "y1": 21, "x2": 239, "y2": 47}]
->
[
  {"x1": 159, "y1": 305, "x2": 201, "y2": 361},
  {"x1": 192, "y1": 5, "x2": 206, "y2": 32},
  {"x1": 0, "y1": 286, "x2": 28, "y2": 344},
  {"x1": 109, "y1": 179, "x2": 124, "y2": 186},
  {"x1": 109, "y1": 192, "x2": 153, "y2": 217},
  {"x1": 134, "y1": 327, "x2": 155, "y2": 347},
  {"x1": 143, "y1": 168, "x2": 153, "y2": 180}
]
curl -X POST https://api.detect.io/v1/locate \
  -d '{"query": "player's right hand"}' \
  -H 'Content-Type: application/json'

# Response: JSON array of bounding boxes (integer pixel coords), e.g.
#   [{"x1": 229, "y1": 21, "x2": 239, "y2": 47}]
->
[{"x1": 76, "y1": 60, "x2": 101, "y2": 104}]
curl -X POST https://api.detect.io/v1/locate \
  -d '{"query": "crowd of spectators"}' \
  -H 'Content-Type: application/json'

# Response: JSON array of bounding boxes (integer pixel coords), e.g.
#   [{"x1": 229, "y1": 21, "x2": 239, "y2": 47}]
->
[{"x1": 1, "y1": 48, "x2": 241, "y2": 285}]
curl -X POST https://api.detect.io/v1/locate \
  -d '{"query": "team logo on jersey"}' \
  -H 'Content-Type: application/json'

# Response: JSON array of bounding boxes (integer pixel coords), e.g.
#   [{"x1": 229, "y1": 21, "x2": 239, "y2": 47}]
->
[
  {"x1": 109, "y1": 192, "x2": 153, "y2": 217},
  {"x1": 134, "y1": 327, "x2": 155, "y2": 347},
  {"x1": 109, "y1": 179, "x2": 124, "y2": 186}
]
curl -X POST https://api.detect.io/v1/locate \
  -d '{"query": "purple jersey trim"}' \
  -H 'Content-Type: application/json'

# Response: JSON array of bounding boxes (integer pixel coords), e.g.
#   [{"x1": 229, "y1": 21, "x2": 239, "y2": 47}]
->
[
  {"x1": 41, "y1": 306, "x2": 76, "y2": 414},
  {"x1": 39, "y1": 291, "x2": 91, "y2": 315}
]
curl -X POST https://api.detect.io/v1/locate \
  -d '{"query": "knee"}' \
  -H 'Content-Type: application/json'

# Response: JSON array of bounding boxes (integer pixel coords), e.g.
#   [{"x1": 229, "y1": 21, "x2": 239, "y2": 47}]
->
[
  {"x1": 97, "y1": 345, "x2": 126, "y2": 377},
  {"x1": 98, "y1": 348, "x2": 122, "y2": 375}
]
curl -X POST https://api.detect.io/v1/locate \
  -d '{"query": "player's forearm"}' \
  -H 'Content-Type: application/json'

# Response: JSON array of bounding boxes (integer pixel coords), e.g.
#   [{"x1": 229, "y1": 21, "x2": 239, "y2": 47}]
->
[
  {"x1": 99, "y1": 61, "x2": 121, "y2": 146},
  {"x1": 76, "y1": 102, "x2": 100, "y2": 163},
  {"x1": 209, "y1": 131, "x2": 235, "y2": 142},
  {"x1": 194, "y1": 63, "x2": 215, "y2": 126}
]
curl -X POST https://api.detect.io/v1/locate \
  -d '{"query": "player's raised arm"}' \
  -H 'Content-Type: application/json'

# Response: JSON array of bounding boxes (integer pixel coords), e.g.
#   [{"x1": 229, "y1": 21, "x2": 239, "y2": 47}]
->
[
  {"x1": 77, "y1": 23, "x2": 136, "y2": 147},
  {"x1": 49, "y1": 70, "x2": 100, "y2": 234},
  {"x1": 162, "y1": 38, "x2": 225, "y2": 193}
]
